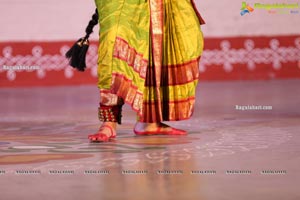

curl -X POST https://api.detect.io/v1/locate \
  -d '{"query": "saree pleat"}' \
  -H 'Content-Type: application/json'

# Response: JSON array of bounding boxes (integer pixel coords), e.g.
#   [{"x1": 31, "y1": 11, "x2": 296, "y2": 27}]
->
[{"x1": 95, "y1": 0, "x2": 204, "y2": 122}]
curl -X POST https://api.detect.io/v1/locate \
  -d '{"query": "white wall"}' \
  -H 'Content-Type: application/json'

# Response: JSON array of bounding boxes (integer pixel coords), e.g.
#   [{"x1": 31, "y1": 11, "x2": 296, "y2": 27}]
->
[
  {"x1": 0, "y1": 0, "x2": 97, "y2": 41},
  {"x1": 0, "y1": 0, "x2": 299, "y2": 41},
  {"x1": 198, "y1": 0, "x2": 300, "y2": 37}
]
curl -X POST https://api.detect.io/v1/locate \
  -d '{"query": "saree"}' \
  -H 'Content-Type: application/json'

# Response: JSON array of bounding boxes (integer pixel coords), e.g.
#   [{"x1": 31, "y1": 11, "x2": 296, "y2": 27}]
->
[{"x1": 94, "y1": 0, "x2": 205, "y2": 123}]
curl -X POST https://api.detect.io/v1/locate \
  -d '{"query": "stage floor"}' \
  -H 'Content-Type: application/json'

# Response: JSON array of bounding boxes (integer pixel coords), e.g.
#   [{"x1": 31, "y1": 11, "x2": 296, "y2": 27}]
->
[{"x1": 0, "y1": 79, "x2": 299, "y2": 200}]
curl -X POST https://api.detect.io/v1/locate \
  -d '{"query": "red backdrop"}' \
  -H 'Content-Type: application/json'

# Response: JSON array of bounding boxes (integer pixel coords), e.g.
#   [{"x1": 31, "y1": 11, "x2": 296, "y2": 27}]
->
[{"x1": 1, "y1": 35, "x2": 300, "y2": 87}]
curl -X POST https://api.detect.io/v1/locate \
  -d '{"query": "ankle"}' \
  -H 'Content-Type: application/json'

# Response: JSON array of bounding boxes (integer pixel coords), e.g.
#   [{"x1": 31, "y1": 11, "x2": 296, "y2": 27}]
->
[
  {"x1": 134, "y1": 122, "x2": 160, "y2": 131},
  {"x1": 95, "y1": 122, "x2": 116, "y2": 137},
  {"x1": 100, "y1": 122, "x2": 117, "y2": 130}
]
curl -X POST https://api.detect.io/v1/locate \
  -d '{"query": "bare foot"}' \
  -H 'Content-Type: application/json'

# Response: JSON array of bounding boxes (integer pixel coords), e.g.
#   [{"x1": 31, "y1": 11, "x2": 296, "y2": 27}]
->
[
  {"x1": 88, "y1": 122, "x2": 117, "y2": 142},
  {"x1": 134, "y1": 122, "x2": 186, "y2": 135},
  {"x1": 134, "y1": 122, "x2": 168, "y2": 132}
]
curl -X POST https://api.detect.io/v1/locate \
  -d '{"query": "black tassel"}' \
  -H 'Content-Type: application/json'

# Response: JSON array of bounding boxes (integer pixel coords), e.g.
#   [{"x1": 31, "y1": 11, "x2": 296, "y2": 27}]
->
[
  {"x1": 65, "y1": 9, "x2": 98, "y2": 72},
  {"x1": 65, "y1": 38, "x2": 89, "y2": 71},
  {"x1": 77, "y1": 39, "x2": 89, "y2": 71}
]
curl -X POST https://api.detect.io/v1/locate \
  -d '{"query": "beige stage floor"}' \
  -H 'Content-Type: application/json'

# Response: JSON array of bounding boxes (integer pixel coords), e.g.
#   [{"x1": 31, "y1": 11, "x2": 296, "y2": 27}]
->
[{"x1": 0, "y1": 79, "x2": 299, "y2": 200}]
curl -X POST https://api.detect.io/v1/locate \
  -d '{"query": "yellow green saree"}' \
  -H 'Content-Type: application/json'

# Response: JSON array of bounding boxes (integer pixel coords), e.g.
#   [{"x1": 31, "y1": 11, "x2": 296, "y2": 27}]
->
[{"x1": 95, "y1": 0, "x2": 205, "y2": 122}]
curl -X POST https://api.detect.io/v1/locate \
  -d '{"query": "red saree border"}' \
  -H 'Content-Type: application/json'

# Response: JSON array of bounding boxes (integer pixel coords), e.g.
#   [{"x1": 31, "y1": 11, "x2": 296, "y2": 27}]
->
[
  {"x1": 99, "y1": 88, "x2": 120, "y2": 106},
  {"x1": 110, "y1": 72, "x2": 144, "y2": 113},
  {"x1": 163, "y1": 56, "x2": 200, "y2": 86},
  {"x1": 140, "y1": 97, "x2": 196, "y2": 122},
  {"x1": 147, "y1": 0, "x2": 164, "y2": 122},
  {"x1": 104, "y1": 72, "x2": 197, "y2": 122},
  {"x1": 113, "y1": 37, "x2": 148, "y2": 79},
  {"x1": 113, "y1": 36, "x2": 201, "y2": 86},
  {"x1": 149, "y1": 0, "x2": 164, "y2": 86},
  {"x1": 166, "y1": 56, "x2": 201, "y2": 68},
  {"x1": 143, "y1": 96, "x2": 196, "y2": 105}
]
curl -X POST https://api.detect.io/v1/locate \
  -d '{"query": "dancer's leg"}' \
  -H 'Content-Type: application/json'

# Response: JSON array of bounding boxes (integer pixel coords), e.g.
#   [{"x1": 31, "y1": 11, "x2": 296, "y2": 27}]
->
[{"x1": 88, "y1": 91, "x2": 124, "y2": 142}]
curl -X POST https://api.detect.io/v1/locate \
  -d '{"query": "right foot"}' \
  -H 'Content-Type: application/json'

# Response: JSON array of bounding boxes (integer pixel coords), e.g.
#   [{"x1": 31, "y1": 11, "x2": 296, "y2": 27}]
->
[
  {"x1": 133, "y1": 122, "x2": 187, "y2": 135},
  {"x1": 88, "y1": 122, "x2": 117, "y2": 142}
]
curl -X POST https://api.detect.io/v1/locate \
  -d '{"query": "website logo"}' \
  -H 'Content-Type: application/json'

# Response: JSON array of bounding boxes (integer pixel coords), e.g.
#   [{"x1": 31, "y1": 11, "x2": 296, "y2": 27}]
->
[
  {"x1": 240, "y1": 2, "x2": 299, "y2": 15},
  {"x1": 240, "y1": 2, "x2": 254, "y2": 16},
  {"x1": 254, "y1": 3, "x2": 299, "y2": 14}
]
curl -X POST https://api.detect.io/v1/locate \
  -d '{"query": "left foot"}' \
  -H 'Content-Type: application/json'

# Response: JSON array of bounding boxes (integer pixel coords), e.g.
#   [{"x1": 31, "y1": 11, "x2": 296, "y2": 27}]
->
[{"x1": 88, "y1": 122, "x2": 117, "y2": 142}]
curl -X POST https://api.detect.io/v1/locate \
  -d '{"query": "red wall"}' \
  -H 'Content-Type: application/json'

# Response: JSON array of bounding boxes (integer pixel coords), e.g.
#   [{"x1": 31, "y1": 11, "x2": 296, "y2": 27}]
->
[{"x1": 1, "y1": 35, "x2": 300, "y2": 87}]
